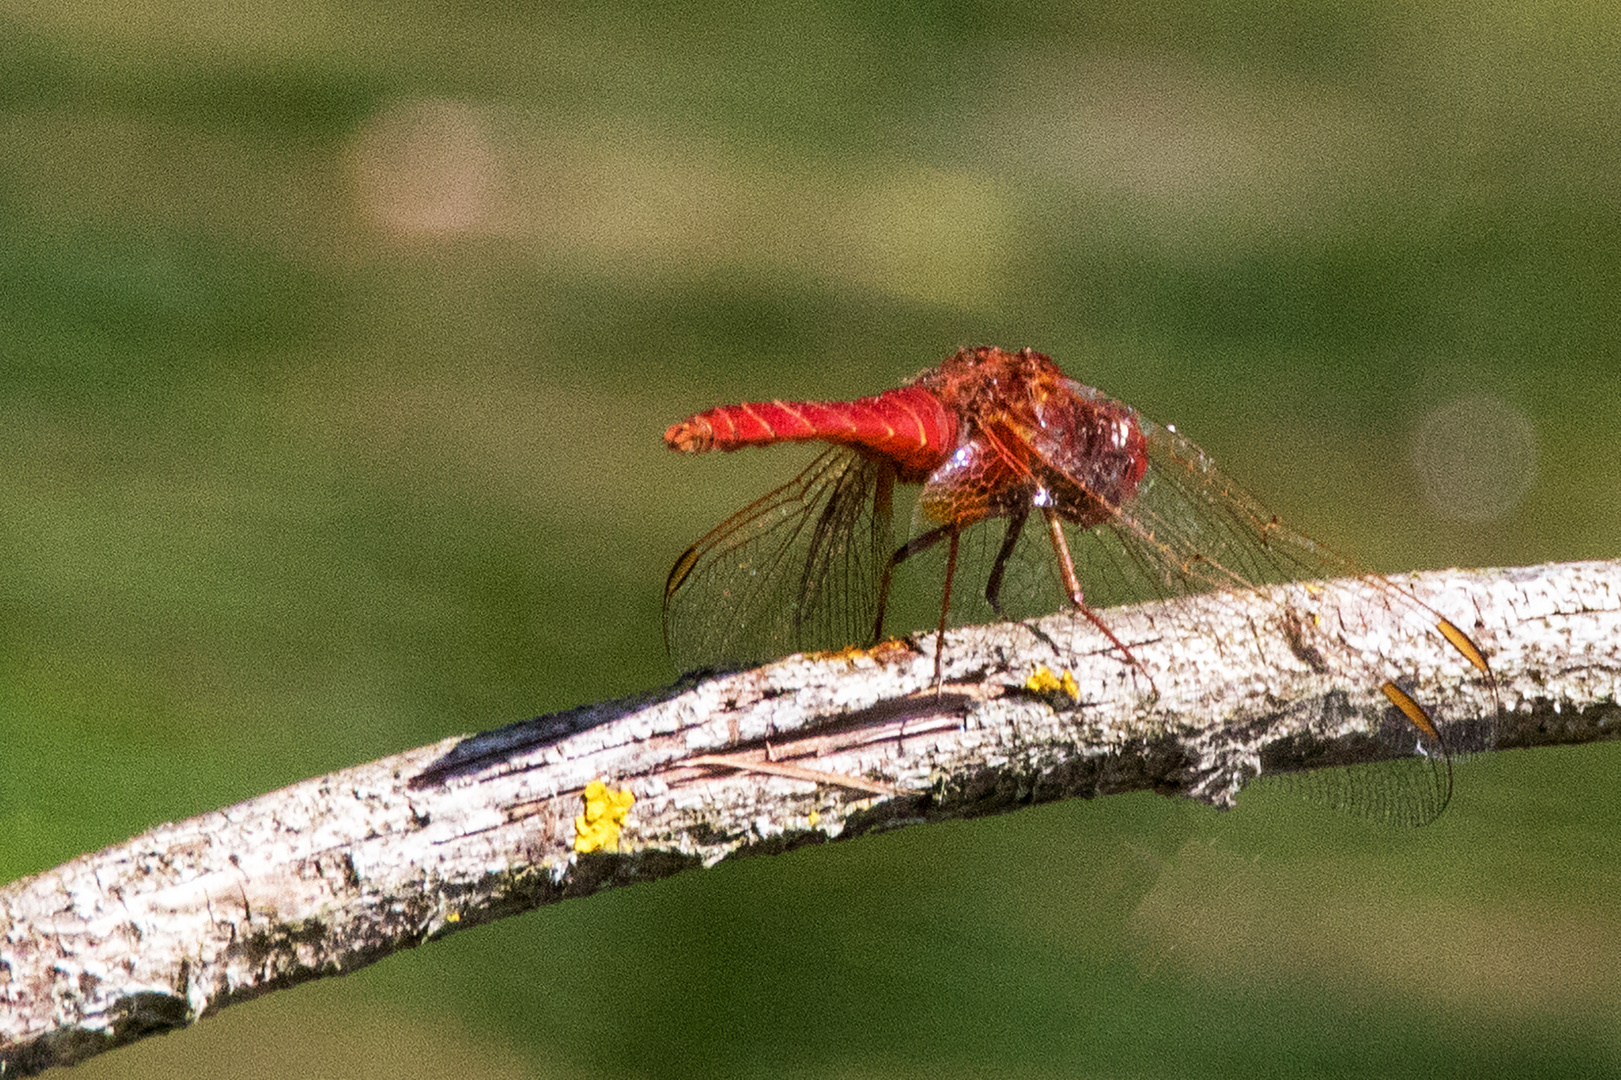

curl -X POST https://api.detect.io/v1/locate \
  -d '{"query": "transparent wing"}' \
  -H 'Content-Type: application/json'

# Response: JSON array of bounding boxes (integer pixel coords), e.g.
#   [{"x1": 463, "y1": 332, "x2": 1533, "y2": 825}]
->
[
  {"x1": 1023, "y1": 416, "x2": 1493, "y2": 826},
  {"x1": 1253, "y1": 682, "x2": 1453, "y2": 828},
  {"x1": 663, "y1": 447, "x2": 891, "y2": 674},
  {"x1": 1075, "y1": 419, "x2": 1353, "y2": 602}
]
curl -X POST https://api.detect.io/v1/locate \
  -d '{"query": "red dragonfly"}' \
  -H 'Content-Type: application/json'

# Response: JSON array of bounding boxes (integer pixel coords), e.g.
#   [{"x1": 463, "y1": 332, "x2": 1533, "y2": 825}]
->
[{"x1": 662, "y1": 347, "x2": 1493, "y2": 821}]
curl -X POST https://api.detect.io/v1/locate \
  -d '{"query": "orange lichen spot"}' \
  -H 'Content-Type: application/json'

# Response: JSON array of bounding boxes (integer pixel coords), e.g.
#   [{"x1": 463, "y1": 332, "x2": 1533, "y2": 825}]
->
[
  {"x1": 866, "y1": 638, "x2": 917, "y2": 664},
  {"x1": 809, "y1": 639, "x2": 918, "y2": 666},
  {"x1": 1025, "y1": 665, "x2": 1079, "y2": 701},
  {"x1": 574, "y1": 779, "x2": 636, "y2": 854},
  {"x1": 813, "y1": 644, "x2": 871, "y2": 663}
]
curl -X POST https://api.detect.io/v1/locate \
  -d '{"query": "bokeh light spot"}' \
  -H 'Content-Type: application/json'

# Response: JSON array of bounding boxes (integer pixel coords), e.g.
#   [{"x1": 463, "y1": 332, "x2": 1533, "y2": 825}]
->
[
  {"x1": 349, "y1": 98, "x2": 502, "y2": 238},
  {"x1": 1411, "y1": 393, "x2": 1537, "y2": 522}
]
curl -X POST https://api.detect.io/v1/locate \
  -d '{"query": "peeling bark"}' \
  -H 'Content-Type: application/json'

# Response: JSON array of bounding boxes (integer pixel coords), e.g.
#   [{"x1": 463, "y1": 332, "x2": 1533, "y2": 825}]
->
[{"x1": 2, "y1": 561, "x2": 1618, "y2": 1074}]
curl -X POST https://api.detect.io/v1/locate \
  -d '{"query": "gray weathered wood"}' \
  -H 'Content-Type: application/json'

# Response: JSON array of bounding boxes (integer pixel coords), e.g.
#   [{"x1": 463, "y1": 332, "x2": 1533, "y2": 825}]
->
[{"x1": 1, "y1": 561, "x2": 1618, "y2": 1075}]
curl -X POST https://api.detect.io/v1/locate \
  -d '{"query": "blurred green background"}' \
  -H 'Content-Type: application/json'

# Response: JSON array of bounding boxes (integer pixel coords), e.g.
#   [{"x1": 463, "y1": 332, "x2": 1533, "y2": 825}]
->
[{"x1": 3, "y1": 0, "x2": 1618, "y2": 1076}]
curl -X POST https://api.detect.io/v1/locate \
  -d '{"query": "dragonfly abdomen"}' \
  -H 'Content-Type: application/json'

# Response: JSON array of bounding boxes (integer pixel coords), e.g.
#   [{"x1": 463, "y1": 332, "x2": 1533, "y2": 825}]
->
[{"x1": 664, "y1": 386, "x2": 957, "y2": 477}]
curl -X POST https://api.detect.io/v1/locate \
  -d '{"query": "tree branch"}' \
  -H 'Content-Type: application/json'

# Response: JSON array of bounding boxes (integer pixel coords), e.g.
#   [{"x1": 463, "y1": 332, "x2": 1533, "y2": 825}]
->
[{"x1": 3, "y1": 561, "x2": 1618, "y2": 1074}]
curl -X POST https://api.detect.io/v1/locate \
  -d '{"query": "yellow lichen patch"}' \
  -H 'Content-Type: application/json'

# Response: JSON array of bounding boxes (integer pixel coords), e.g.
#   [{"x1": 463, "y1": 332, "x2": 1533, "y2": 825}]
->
[
  {"x1": 573, "y1": 779, "x2": 636, "y2": 854},
  {"x1": 1025, "y1": 665, "x2": 1079, "y2": 701},
  {"x1": 807, "y1": 809, "x2": 821, "y2": 829}
]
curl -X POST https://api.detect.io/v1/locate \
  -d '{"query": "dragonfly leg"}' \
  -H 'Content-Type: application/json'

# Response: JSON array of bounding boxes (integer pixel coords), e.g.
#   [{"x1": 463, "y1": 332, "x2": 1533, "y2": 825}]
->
[
  {"x1": 984, "y1": 506, "x2": 1030, "y2": 616},
  {"x1": 1042, "y1": 507, "x2": 1156, "y2": 694},
  {"x1": 872, "y1": 523, "x2": 954, "y2": 644},
  {"x1": 933, "y1": 528, "x2": 961, "y2": 686}
]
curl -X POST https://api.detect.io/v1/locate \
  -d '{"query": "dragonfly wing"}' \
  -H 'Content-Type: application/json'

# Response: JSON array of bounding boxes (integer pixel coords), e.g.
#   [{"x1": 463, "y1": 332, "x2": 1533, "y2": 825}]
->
[
  {"x1": 1000, "y1": 409, "x2": 1335, "y2": 609},
  {"x1": 1101, "y1": 418, "x2": 1347, "y2": 595},
  {"x1": 1027, "y1": 415, "x2": 1481, "y2": 826},
  {"x1": 663, "y1": 447, "x2": 891, "y2": 673}
]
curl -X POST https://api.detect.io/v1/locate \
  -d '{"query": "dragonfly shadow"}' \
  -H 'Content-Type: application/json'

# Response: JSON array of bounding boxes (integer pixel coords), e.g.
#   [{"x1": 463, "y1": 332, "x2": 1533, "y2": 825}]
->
[
  {"x1": 408, "y1": 675, "x2": 977, "y2": 792},
  {"x1": 407, "y1": 683, "x2": 696, "y2": 789}
]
